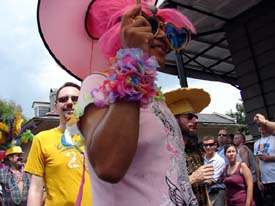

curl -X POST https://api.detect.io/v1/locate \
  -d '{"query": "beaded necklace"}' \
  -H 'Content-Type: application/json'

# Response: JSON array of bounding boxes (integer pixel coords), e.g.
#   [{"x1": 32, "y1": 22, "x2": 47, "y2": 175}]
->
[{"x1": 4, "y1": 167, "x2": 26, "y2": 205}]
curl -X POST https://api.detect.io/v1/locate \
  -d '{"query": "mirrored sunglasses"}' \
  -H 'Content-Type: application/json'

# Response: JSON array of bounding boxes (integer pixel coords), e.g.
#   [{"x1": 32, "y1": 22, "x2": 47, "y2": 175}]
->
[
  {"x1": 57, "y1": 95, "x2": 78, "y2": 103},
  {"x1": 143, "y1": 14, "x2": 191, "y2": 50},
  {"x1": 182, "y1": 112, "x2": 198, "y2": 120}
]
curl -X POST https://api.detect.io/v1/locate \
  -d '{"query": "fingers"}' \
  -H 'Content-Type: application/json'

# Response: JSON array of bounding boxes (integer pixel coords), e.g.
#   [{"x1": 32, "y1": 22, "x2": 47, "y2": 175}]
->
[
  {"x1": 201, "y1": 165, "x2": 214, "y2": 179},
  {"x1": 191, "y1": 165, "x2": 214, "y2": 184},
  {"x1": 121, "y1": 5, "x2": 142, "y2": 27},
  {"x1": 120, "y1": 5, "x2": 154, "y2": 51}
]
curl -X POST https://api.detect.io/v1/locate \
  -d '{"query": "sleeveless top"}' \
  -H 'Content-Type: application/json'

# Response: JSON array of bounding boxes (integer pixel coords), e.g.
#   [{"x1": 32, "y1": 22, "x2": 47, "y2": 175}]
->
[{"x1": 224, "y1": 163, "x2": 254, "y2": 206}]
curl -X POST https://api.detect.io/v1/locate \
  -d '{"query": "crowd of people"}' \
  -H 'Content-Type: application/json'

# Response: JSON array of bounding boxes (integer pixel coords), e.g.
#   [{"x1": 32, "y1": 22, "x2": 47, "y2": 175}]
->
[{"x1": 1, "y1": 0, "x2": 275, "y2": 205}]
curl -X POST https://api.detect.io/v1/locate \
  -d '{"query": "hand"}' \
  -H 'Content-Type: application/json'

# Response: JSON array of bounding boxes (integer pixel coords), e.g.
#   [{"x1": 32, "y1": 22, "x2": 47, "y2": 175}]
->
[
  {"x1": 257, "y1": 153, "x2": 270, "y2": 161},
  {"x1": 189, "y1": 164, "x2": 214, "y2": 185},
  {"x1": 257, "y1": 179, "x2": 264, "y2": 191},
  {"x1": 120, "y1": 5, "x2": 154, "y2": 53},
  {"x1": 254, "y1": 113, "x2": 267, "y2": 125}
]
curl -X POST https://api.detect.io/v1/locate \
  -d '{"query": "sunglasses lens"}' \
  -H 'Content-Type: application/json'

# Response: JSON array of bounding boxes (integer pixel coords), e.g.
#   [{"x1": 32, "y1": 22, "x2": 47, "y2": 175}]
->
[
  {"x1": 203, "y1": 143, "x2": 214, "y2": 147},
  {"x1": 71, "y1": 96, "x2": 78, "y2": 102},
  {"x1": 164, "y1": 24, "x2": 189, "y2": 49},
  {"x1": 58, "y1": 96, "x2": 78, "y2": 103},
  {"x1": 147, "y1": 17, "x2": 159, "y2": 35},
  {"x1": 183, "y1": 113, "x2": 198, "y2": 120},
  {"x1": 58, "y1": 96, "x2": 68, "y2": 103}
]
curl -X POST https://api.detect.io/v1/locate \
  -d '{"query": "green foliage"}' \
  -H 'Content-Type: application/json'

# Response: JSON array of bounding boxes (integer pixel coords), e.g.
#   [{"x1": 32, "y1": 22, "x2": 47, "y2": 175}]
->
[
  {"x1": 226, "y1": 101, "x2": 250, "y2": 135},
  {"x1": 0, "y1": 98, "x2": 26, "y2": 124}
]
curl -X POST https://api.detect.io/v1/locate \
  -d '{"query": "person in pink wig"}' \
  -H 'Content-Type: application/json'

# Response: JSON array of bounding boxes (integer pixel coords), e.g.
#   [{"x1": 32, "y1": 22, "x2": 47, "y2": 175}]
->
[{"x1": 37, "y1": 0, "x2": 198, "y2": 205}]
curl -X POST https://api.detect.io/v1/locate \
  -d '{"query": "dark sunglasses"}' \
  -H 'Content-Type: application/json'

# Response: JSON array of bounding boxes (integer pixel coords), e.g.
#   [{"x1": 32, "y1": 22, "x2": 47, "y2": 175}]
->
[
  {"x1": 182, "y1": 113, "x2": 198, "y2": 120},
  {"x1": 143, "y1": 14, "x2": 191, "y2": 50},
  {"x1": 203, "y1": 143, "x2": 215, "y2": 147},
  {"x1": 57, "y1": 96, "x2": 78, "y2": 103},
  {"x1": 218, "y1": 134, "x2": 227, "y2": 137}
]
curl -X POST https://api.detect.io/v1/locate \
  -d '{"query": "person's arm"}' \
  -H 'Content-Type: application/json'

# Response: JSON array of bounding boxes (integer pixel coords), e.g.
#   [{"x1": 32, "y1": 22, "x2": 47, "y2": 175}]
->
[
  {"x1": 214, "y1": 157, "x2": 226, "y2": 181},
  {"x1": 254, "y1": 113, "x2": 275, "y2": 131},
  {"x1": 81, "y1": 101, "x2": 140, "y2": 183},
  {"x1": 239, "y1": 146, "x2": 250, "y2": 167},
  {"x1": 255, "y1": 156, "x2": 264, "y2": 191},
  {"x1": 189, "y1": 164, "x2": 214, "y2": 185},
  {"x1": 257, "y1": 153, "x2": 275, "y2": 162},
  {"x1": 27, "y1": 174, "x2": 45, "y2": 206},
  {"x1": 240, "y1": 162, "x2": 254, "y2": 206},
  {"x1": 80, "y1": 6, "x2": 153, "y2": 183}
]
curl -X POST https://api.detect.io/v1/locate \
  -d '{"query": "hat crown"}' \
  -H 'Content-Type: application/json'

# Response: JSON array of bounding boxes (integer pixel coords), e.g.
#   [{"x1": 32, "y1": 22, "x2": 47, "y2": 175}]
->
[
  {"x1": 164, "y1": 88, "x2": 211, "y2": 115},
  {"x1": 5, "y1": 146, "x2": 23, "y2": 156}
]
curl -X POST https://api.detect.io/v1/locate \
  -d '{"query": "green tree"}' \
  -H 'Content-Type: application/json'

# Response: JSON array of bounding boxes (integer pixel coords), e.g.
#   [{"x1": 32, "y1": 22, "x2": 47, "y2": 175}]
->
[
  {"x1": 226, "y1": 100, "x2": 249, "y2": 134},
  {"x1": 0, "y1": 98, "x2": 24, "y2": 124}
]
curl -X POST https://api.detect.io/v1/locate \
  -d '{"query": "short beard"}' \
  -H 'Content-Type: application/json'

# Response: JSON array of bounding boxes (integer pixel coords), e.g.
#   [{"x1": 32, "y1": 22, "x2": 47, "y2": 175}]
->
[{"x1": 182, "y1": 129, "x2": 200, "y2": 153}]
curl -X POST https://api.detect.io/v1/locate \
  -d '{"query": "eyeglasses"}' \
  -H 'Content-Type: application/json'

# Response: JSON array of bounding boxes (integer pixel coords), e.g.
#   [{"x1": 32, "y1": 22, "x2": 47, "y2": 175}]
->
[
  {"x1": 182, "y1": 113, "x2": 198, "y2": 120},
  {"x1": 143, "y1": 13, "x2": 191, "y2": 51},
  {"x1": 218, "y1": 134, "x2": 227, "y2": 137},
  {"x1": 203, "y1": 143, "x2": 215, "y2": 147},
  {"x1": 57, "y1": 96, "x2": 78, "y2": 103}
]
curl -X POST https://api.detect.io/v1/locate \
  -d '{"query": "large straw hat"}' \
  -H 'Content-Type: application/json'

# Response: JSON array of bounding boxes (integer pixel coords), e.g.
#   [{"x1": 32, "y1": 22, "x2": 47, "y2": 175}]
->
[
  {"x1": 164, "y1": 88, "x2": 211, "y2": 115},
  {"x1": 37, "y1": 0, "x2": 158, "y2": 80}
]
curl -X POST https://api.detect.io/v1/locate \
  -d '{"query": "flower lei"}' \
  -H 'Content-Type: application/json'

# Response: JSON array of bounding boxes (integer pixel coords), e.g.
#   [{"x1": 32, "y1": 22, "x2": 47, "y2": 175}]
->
[
  {"x1": 60, "y1": 115, "x2": 84, "y2": 153},
  {"x1": 91, "y1": 48, "x2": 164, "y2": 108}
]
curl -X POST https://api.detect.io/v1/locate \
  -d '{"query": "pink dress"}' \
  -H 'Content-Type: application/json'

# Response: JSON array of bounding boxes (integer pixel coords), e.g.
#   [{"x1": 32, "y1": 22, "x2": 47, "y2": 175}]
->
[
  {"x1": 224, "y1": 163, "x2": 255, "y2": 206},
  {"x1": 78, "y1": 73, "x2": 198, "y2": 206}
]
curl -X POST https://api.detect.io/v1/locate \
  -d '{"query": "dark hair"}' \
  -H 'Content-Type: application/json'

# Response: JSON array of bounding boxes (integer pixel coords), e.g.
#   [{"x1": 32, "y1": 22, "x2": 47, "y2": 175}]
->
[
  {"x1": 202, "y1": 135, "x2": 217, "y2": 143},
  {"x1": 235, "y1": 132, "x2": 246, "y2": 142},
  {"x1": 224, "y1": 143, "x2": 238, "y2": 154},
  {"x1": 55, "y1": 82, "x2": 80, "y2": 100}
]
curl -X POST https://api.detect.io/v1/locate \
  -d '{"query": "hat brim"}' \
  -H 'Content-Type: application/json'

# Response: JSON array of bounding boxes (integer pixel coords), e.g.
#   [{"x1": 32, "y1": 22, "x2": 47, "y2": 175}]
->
[
  {"x1": 164, "y1": 88, "x2": 211, "y2": 114},
  {"x1": 37, "y1": 0, "x2": 158, "y2": 80}
]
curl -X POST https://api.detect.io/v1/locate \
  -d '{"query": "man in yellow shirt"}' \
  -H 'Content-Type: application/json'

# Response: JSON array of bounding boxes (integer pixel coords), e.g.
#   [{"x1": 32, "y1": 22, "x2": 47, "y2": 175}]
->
[{"x1": 25, "y1": 82, "x2": 92, "y2": 206}]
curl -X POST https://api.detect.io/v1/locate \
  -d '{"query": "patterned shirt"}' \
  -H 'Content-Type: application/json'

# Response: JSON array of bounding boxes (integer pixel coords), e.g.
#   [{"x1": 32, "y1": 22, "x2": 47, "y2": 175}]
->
[
  {"x1": 0, "y1": 166, "x2": 30, "y2": 206},
  {"x1": 185, "y1": 145, "x2": 209, "y2": 206}
]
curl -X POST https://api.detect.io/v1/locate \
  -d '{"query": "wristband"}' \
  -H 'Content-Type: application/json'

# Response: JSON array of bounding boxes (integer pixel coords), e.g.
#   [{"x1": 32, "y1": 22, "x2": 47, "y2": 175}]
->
[{"x1": 90, "y1": 48, "x2": 164, "y2": 107}]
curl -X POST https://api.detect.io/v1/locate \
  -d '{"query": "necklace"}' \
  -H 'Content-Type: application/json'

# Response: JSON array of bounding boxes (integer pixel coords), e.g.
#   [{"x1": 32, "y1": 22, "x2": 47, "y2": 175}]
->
[{"x1": 4, "y1": 168, "x2": 26, "y2": 205}]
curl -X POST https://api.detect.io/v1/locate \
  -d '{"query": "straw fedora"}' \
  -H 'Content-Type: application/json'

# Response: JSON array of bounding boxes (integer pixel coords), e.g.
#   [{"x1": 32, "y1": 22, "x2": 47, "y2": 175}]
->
[
  {"x1": 37, "y1": 0, "x2": 158, "y2": 80},
  {"x1": 164, "y1": 88, "x2": 211, "y2": 115}
]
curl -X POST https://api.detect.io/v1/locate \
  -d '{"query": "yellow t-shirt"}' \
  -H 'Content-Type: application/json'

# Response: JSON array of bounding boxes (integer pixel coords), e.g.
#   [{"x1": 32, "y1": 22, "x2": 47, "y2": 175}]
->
[{"x1": 25, "y1": 128, "x2": 92, "y2": 206}]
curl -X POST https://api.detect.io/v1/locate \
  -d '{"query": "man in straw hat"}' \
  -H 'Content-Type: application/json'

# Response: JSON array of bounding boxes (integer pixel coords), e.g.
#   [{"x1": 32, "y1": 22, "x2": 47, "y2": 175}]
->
[
  {"x1": 0, "y1": 113, "x2": 33, "y2": 206},
  {"x1": 0, "y1": 146, "x2": 30, "y2": 206},
  {"x1": 165, "y1": 88, "x2": 214, "y2": 206},
  {"x1": 36, "y1": 0, "x2": 198, "y2": 205}
]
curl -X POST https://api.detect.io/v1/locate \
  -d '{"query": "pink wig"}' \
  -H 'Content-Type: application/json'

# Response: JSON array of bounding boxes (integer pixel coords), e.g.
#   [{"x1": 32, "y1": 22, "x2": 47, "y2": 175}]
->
[{"x1": 86, "y1": 0, "x2": 195, "y2": 60}]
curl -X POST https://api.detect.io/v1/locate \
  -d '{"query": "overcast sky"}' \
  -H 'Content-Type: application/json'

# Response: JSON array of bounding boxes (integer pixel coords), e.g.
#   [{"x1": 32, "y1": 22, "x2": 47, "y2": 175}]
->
[{"x1": 0, "y1": 0, "x2": 241, "y2": 119}]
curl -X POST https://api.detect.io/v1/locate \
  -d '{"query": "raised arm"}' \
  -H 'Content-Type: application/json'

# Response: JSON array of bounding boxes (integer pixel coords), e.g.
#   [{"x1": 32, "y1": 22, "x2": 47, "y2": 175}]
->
[
  {"x1": 80, "y1": 101, "x2": 140, "y2": 183},
  {"x1": 254, "y1": 113, "x2": 275, "y2": 131},
  {"x1": 79, "y1": 5, "x2": 153, "y2": 184}
]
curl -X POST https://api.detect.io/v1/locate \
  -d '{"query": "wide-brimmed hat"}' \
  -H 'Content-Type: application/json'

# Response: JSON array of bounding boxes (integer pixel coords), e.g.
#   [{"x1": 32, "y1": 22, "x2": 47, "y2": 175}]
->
[
  {"x1": 164, "y1": 88, "x2": 211, "y2": 115},
  {"x1": 37, "y1": 0, "x2": 158, "y2": 80}
]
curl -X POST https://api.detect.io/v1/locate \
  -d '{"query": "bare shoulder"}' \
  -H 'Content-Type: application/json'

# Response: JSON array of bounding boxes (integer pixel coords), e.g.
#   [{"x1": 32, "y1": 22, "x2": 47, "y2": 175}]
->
[{"x1": 240, "y1": 162, "x2": 250, "y2": 175}]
